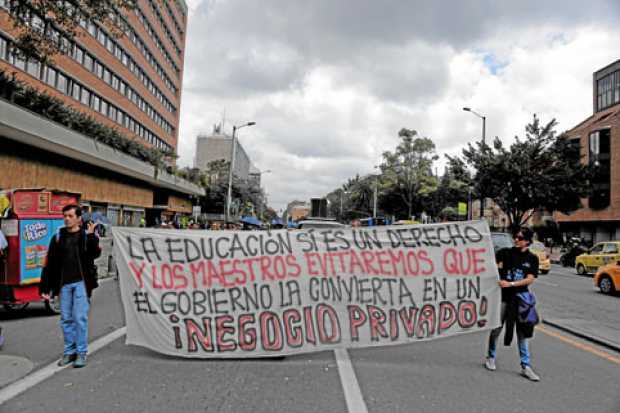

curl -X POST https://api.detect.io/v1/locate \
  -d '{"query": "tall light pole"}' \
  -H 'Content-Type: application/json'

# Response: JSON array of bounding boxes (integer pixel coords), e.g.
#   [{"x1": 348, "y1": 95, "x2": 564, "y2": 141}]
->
[
  {"x1": 339, "y1": 190, "x2": 349, "y2": 222},
  {"x1": 256, "y1": 169, "x2": 271, "y2": 219},
  {"x1": 373, "y1": 165, "x2": 380, "y2": 219},
  {"x1": 463, "y1": 107, "x2": 486, "y2": 219},
  {"x1": 225, "y1": 121, "x2": 255, "y2": 223}
]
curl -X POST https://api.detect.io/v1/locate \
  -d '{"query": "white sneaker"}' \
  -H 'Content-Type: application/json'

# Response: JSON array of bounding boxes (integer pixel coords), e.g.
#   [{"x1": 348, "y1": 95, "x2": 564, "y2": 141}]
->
[
  {"x1": 484, "y1": 357, "x2": 496, "y2": 371},
  {"x1": 521, "y1": 365, "x2": 540, "y2": 381}
]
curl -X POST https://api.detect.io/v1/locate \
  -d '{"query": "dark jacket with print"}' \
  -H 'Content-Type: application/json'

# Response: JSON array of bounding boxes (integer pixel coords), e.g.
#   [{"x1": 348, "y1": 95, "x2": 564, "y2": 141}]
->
[{"x1": 39, "y1": 227, "x2": 101, "y2": 298}]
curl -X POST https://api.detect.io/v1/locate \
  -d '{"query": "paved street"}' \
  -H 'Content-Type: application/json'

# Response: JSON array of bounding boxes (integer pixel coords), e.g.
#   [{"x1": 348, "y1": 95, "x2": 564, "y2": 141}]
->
[{"x1": 1, "y1": 266, "x2": 619, "y2": 413}]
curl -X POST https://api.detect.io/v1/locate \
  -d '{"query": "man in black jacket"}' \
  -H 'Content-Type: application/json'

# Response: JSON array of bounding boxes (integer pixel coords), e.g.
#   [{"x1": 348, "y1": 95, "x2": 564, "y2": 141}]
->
[{"x1": 40, "y1": 204, "x2": 101, "y2": 368}]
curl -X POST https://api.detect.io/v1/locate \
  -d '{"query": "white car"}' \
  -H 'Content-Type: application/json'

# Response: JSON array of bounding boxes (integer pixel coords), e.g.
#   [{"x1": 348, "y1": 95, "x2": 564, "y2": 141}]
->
[{"x1": 296, "y1": 219, "x2": 347, "y2": 230}]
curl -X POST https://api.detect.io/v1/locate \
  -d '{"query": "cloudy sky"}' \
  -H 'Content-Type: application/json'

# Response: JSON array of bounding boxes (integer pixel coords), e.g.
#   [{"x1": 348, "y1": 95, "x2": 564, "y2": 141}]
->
[{"x1": 176, "y1": 0, "x2": 620, "y2": 213}]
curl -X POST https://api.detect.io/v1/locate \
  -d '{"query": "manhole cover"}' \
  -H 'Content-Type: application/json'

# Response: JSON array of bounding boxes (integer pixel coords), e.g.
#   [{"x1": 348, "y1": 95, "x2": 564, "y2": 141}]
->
[{"x1": 0, "y1": 355, "x2": 34, "y2": 387}]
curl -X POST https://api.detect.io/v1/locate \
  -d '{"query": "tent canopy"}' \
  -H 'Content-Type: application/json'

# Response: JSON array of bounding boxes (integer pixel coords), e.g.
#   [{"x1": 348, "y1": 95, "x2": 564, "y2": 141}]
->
[{"x1": 240, "y1": 216, "x2": 262, "y2": 226}]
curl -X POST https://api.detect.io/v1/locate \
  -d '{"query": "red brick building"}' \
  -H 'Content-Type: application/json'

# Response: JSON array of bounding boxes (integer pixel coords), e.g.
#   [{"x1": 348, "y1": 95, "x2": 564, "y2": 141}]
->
[
  {"x1": 0, "y1": 1, "x2": 202, "y2": 226},
  {"x1": 555, "y1": 59, "x2": 620, "y2": 242}
]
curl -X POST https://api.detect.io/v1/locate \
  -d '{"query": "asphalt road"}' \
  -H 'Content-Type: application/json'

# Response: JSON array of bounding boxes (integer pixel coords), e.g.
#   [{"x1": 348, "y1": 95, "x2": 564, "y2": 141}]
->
[
  {"x1": 1, "y1": 267, "x2": 619, "y2": 413},
  {"x1": 533, "y1": 264, "x2": 620, "y2": 349}
]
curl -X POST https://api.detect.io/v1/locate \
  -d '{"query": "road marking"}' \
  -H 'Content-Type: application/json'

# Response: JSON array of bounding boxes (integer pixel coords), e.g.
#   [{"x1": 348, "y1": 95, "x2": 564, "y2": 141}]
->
[
  {"x1": 538, "y1": 325, "x2": 620, "y2": 365},
  {"x1": 0, "y1": 327, "x2": 126, "y2": 405},
  {"x1": 334, "y1": 349, "x2": 368, "y2": 413}
]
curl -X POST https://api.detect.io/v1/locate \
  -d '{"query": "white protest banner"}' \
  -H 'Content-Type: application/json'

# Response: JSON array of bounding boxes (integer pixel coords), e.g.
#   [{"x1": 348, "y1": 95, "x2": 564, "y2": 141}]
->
[{"x1": 113, "y1": 221, "x2": 501, "y2": 358}]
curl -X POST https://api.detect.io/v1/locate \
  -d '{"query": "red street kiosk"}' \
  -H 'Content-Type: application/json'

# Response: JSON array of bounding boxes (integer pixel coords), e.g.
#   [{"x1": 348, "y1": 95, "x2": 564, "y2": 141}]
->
[{"x1": 0, "y1": 189, "x2": 80, "y2": 312}]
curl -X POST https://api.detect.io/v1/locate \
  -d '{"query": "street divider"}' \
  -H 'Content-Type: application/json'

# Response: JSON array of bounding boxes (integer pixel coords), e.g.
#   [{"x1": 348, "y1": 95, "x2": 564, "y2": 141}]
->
[{"x1": 112, "y1": 221, "x2": 501, "y2": 358}]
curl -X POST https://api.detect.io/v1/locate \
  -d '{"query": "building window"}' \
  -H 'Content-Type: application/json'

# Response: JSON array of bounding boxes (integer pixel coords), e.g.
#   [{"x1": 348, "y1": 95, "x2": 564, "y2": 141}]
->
[
  {"x1": 100, "y1": 99, "x2": 108, "y2": 116},
  {"x1": 72, "y1": 83, "x2": 81, "y2": 101},
  {"x1": 0, "y1": 36, "x2": 7, "y2": 60},
  {"x1": 91, "y1": 94, "x2": 100, "y2": 111},
  {"x1": 103, "y1": 68, "x2": 111, "y2": 84},
  {"x1": 84, "y1": 53, "x2": 93, "y2": 71},
  {"x1": 597, "y1": 70, "x2": 620, "y2": 112},
  {"x1": 80, "y1": 88, "x2": 90, "y2": 106},
  {"x1": 56, "y1": 72, "x2": 67, "y2": 93},
  {"x1": 73, "y1": 46, "x2": 84, "y2": 64},
  {"x1": 97, "y1": 30, "x2": 106, "y2": 46},
  {"x1": 88, "y1": 22, "x2": 97, "y2": 37},
  {"x1": 95, "y1": 61, "x2": 103, "y2": 78},
  {"x1": 45, "y1": 66, "x2": 57, "y2": 87},
  {"x1": 588, "y1": 129, "x2": 611, "y2": 209},
  {"x1": 26, "y1": 59, "x2": 40, "y2": 78}
]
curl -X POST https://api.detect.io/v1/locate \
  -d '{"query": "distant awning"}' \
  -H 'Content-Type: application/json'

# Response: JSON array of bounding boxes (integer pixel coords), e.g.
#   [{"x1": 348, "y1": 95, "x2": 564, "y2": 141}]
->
[{"x1": 240, "y1": 216, "x2": 262, "y2": 226}]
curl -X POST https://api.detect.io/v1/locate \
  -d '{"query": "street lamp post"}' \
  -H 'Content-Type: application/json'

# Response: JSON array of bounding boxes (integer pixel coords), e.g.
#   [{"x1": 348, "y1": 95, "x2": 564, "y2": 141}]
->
[
  {"x1": 225, "y1": 121, "x2": 256, "y2": 223},
  {"x1": 339, "y1": 190, "x2": 350, "y2": 222},
  {"x1": 373, "y1": 178, "x2": 378, "y2": 219},
  {"x1": 256, "y1": 169, "x2": 272, "y2": 219},
  {"x1": 373, "y1": 165, "x2": 380, "y2": 219},
  {"x1": 463, "y1": 107, "x2": 486, "y2": 219}
]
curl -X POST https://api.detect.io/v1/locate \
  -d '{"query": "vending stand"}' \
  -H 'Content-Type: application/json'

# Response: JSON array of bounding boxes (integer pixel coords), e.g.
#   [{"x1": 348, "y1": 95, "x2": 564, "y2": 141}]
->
[{"x1": 0, "y1": 189, "x2": 80, "y2": 312}]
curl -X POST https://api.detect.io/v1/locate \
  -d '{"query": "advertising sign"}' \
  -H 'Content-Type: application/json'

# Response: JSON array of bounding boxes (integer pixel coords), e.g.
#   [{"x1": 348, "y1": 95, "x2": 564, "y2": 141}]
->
[
  {"x1": 19, "y1": 219, "x2": 63, "y2": 284},
  {"x1": 13, "y1": 192, "x2": 50, "y2": 215}
]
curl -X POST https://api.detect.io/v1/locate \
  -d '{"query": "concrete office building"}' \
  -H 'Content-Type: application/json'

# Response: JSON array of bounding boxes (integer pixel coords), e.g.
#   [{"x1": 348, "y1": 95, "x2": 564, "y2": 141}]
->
[
  {"x1": 0, "y1": 0, "x2": 202, "y2": 225},
  {"x1": 555, "y1": 59, "x2": 620, "y2": 242},
  {"x1": 194, "y1": 128, "x2": 254, "y2": 181}
]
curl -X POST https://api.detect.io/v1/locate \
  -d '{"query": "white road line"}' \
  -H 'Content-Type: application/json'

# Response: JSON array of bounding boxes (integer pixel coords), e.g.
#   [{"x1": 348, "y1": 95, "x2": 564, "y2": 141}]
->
[
  {"x1": 0, "y1": 326, "x2": 126, "y2": 406},
  {"x1": 334, "y1": 349, "x2": 369, "y2": 413}
]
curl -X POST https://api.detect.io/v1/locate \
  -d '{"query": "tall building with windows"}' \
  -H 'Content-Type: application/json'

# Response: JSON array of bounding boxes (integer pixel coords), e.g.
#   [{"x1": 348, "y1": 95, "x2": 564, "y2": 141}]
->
[
  {"x1": 194, "y1": 128, "x2": 255, "y2": 182},
  {"x1": 0, "y1": 1, "x2": 202, "y2": 226},
  {"x1": 555, "y1": 59, "x2": 620, "y2": 242}
]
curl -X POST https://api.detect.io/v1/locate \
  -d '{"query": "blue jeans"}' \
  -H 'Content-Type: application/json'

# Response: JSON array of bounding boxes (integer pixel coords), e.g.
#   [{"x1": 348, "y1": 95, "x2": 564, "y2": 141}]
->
[
  {"x1": 60, "y1": 281, "x2": 90, "y2": 355},
  {"x1": 487, "y1": 302, "x2": 530, "y2": 367}
]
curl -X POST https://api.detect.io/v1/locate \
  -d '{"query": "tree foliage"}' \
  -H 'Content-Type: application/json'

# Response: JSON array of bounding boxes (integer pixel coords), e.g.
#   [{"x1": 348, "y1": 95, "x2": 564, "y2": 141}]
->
[
  {"x1": 379, "y1": 128, "x2": 438, "y2": 218},
  {"x1": 200, "y1": 160, "x2": 267, "y2": 218},
  {"x1": 460, "y1": 115, "x2": 592, "y2": 231},
  {"x1": 428, "y1": 157, "x2": 471, "y2": 219},
  {"x1": 6, "y1": 0, "x2": 135, "y2": 63}
]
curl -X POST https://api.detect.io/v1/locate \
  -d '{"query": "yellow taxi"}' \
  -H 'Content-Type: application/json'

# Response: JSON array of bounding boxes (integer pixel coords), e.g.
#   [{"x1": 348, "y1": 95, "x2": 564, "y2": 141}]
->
[
  {"x1": 530, "y1": 241, "x2": 550, "y2": 274},
  {"x1": 575, "y1": 241, "x2": 620, "y2": 275},
  {"x1": 593, "y1": 262, "x2": 620, "y2": 294}
]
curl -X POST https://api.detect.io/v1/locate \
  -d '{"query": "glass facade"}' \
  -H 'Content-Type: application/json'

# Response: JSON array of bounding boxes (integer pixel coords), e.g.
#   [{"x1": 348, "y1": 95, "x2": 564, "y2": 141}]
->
[
  {"x1": 596, "y1": 70, "x2": 620, "y2": 112},
  {"x1": 588, "y1": 129, "x2": 611, "y2": 209}
]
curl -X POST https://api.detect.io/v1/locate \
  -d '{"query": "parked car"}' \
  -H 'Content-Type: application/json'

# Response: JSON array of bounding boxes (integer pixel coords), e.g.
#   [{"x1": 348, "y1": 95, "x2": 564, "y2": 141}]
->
[
  {"x1": 593, "y1": 262, "x2": 620, "y2": 294},
  {"x1": 491, "y1": 232, "x2": 513, "y2": 253},
  {"x1": 529, "y1": 241, "x2": 551, "y2": 274},
  {"x1": 575, "y1": 241, "x2": 620, "y2": 275}
]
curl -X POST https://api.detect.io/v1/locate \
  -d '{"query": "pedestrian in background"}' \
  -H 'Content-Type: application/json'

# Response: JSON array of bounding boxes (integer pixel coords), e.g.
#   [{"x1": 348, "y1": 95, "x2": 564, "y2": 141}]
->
[
  {"x1": 484, "y1": 227, "x2": 541, "y2": 381},
  {"x1": 40, "y1": 204, "x2": 101, "y2": 368}
]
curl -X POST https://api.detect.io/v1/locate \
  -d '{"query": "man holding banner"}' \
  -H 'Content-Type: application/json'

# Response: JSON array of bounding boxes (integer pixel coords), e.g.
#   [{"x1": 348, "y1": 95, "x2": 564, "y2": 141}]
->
[{"x1": 484, "y1": 227, "x2": 540, "y2": 381}]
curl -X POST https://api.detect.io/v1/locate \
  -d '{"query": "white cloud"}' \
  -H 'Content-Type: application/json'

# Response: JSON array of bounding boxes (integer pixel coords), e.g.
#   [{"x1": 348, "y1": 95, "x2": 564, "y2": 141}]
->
[{"x1": 176, "y1": 2, "x2": 620, "y2": 212}]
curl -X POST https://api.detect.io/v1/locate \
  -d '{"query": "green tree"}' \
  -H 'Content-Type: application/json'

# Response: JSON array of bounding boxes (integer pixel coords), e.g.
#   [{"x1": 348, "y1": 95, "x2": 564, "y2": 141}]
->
[
  {"x1": 379, "y1": 128, "x2": 439, "y2": 219},
  {"x1": 7, "y1": 0, "x2": 136, "y2": 63},
  {"x1": 428, "y1": 157, "x2": 472, "y2": 220},
  {"x1": 460, "y1": 115, "x2": 592, "y2": 232}
]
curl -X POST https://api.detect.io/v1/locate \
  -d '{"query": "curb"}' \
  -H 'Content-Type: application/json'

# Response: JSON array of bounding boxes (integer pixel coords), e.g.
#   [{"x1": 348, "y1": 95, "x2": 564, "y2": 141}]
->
[{"x1": 542, "y1": 319, "x2": 620, "y2": 354}]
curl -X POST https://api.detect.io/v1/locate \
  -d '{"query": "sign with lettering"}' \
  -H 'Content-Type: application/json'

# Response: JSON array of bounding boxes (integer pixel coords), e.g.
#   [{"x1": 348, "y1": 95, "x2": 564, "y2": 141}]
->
[{"x1": 113, "y1": 221, "x2": 501, "y2": 358}]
